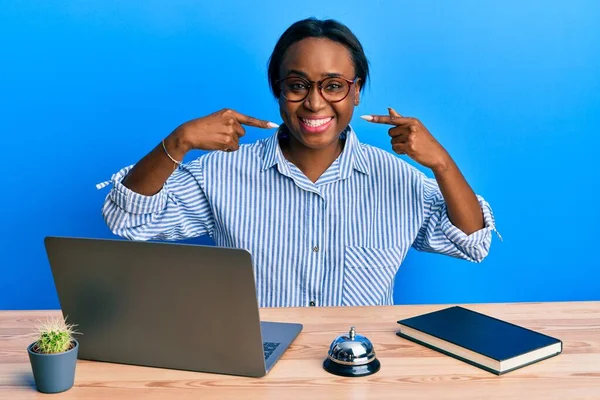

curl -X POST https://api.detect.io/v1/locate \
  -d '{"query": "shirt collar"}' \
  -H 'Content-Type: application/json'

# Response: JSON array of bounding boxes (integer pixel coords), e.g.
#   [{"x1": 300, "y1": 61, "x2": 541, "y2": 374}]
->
[{"x1": 261, "y1": 125, "x2": 370, "y2": 177}]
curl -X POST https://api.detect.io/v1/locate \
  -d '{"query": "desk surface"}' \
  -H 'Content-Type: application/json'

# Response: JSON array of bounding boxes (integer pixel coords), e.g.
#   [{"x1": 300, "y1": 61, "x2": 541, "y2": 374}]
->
[{"x1": 1, "y1": 301, "x2": 599, "y2": 399}]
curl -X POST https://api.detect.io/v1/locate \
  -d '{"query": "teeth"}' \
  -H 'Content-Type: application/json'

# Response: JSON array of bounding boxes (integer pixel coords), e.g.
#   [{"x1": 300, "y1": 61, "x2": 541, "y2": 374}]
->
[{"x1": 301, "y1": 117, "x2": 332, "y2": 127}]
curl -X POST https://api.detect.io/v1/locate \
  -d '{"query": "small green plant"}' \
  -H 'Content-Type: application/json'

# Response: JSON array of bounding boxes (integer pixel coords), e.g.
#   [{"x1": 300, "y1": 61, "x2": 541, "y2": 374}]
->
[{"x1": 34, "y1": 317, "x2": 79, "y2": 354}]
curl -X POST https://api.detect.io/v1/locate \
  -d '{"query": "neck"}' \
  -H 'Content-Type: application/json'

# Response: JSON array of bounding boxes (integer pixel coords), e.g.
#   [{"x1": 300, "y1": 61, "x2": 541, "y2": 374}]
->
[{"x1": 280, "y1": 130, "x2": 346, "y2": 183}]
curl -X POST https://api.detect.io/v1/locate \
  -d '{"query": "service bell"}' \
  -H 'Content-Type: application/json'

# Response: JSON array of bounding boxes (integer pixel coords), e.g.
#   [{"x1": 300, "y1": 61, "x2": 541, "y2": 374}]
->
[{"x1": 323, "y1": 326, "x2": 381, "y2": 377}]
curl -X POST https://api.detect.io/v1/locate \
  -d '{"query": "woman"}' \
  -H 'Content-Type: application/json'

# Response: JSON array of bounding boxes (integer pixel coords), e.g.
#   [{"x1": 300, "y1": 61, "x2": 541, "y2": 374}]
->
[{"x1": 99, "y1": 18, "x2": 498, "y2": 307}]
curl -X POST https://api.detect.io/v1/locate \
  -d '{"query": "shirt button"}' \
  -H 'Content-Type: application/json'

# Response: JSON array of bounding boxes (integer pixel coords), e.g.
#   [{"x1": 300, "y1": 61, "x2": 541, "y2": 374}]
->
[
  {"x1": 309, "y1": 301, "x2": 316, "y2": 307},
  {"x1": 312, "y1": 246, "x2": 319, "y2": 253}
]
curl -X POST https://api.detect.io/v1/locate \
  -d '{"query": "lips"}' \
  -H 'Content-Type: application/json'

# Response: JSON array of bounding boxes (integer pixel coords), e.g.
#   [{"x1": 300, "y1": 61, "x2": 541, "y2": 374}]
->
[{"x1": 298, "y1": 117, "x2": 334, "y2": 134}]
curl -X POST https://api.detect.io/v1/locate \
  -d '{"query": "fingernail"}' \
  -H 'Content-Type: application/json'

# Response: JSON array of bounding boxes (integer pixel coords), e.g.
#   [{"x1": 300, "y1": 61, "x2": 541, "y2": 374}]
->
[
  {"x1": 360, "y1": 115, "x2": 373, "y2": 121},
  {"x1": 267, "y1": 122, "x2": 279, "y2": 128}
]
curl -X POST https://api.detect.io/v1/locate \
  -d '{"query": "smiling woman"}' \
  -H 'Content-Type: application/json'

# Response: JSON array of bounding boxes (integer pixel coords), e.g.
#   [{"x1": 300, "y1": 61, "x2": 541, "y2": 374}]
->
[{"x1": 98, "y1": 18, "x2": 499, "y2": 308}]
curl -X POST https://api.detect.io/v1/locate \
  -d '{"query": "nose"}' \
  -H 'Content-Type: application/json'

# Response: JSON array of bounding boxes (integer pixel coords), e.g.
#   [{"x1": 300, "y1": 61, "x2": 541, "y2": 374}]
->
[{"x1": 303, "y1": 85, "x2": 327, "y2": 112}]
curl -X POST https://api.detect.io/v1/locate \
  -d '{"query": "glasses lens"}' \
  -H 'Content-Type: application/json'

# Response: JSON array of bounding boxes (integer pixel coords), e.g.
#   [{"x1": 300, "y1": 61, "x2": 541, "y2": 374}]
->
[
  {"x1": 279, "y1": 77, "x2": 352, "y2": 102},
  {"x1": 321, "y1": 77, "x2": 351, "y2": 102},
  {"x1": 281, "y1": 78, "x2": 310, "y2": 101}
]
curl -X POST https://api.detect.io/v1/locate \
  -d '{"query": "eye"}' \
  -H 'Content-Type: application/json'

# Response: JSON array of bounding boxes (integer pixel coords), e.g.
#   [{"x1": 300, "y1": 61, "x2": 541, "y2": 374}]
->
[
  {"x1": 324, "y1": 81, "x2": 345, "y2": 92},
  {"x1": 290, "y1": 83, "x2": 307, "y2": 90},
  {"x1": 286, "y1": 80, "x2": 309, "y2": 92}
]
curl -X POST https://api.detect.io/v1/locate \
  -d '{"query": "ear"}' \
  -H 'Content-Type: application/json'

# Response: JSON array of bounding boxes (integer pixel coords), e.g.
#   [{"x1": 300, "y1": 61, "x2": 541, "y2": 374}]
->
[{"x1": 354, "y1": 78, "x2": 362, "y2": 105}]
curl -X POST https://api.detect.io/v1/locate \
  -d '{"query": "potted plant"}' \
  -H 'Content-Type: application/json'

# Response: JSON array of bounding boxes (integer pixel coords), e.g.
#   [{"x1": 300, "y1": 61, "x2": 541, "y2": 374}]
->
[{"x1": 27, "y1": 316, "x2": 80, "y2": 393}]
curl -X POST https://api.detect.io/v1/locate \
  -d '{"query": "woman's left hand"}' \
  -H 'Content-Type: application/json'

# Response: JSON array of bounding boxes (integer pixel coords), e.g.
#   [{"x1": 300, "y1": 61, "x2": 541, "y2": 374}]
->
[{"x1": 362, "y1": 108, "x2": 451, "y2": 172}]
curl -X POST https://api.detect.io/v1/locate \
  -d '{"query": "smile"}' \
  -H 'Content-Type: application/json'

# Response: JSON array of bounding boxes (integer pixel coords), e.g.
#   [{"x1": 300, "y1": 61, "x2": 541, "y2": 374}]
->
[
  {"x1": 299, "y1": 117, "x2": 334, "y2": 127},
  {"x1": 298, "y1": 117, "x2": 334, "y2": 134}
]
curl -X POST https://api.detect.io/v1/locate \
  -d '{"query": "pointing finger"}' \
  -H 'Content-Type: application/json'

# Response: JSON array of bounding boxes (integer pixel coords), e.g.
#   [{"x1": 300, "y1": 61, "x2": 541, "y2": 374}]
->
[
  {"x1": 361, "y1": 114, "x2": 412, "y2": 125},
  {"x1": 232, "y1": 110, "x2": 279, "y2": 129}
]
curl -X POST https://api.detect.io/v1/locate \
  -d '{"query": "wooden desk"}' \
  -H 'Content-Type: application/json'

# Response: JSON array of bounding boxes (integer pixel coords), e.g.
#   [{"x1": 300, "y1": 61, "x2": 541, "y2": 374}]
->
[{"x1": 1, "y1": 302, "x2": 599, "y2": 399}]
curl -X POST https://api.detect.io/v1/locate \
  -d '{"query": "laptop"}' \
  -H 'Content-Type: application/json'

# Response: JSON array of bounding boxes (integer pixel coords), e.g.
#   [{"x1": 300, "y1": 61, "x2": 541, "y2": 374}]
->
[{"x1": 44, "y1": 236, "x2": 303, "y2": 377}]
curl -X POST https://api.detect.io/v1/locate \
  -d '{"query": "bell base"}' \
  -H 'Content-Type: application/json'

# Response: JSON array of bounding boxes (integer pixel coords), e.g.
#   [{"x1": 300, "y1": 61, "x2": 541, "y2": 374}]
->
[{"x1": 323, "y1": 358, "x2": 381, "y2": 377}]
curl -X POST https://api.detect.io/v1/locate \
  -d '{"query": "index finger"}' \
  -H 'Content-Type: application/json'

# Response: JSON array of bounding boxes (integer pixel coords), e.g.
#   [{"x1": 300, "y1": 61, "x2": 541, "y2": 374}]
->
[
  {"x1": 232, "y1": 111, "x2": 279, "y2": 129},
  {"x1": 361, "y1": 115, "x2": 412, "y2": 125}
]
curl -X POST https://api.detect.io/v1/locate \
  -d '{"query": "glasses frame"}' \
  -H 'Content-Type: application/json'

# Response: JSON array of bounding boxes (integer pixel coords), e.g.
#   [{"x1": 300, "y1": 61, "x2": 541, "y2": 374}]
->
[{"x1": 275, "y1": 75, "x2": 359, "y2": 103}]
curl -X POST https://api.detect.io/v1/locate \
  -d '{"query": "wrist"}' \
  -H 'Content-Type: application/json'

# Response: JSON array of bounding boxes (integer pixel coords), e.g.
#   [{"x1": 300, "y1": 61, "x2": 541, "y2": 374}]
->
[
  {"x1": 164, "y1": 130, "x2": 190, "y2": 162},
  {"x1": 431, "y1": 153, "x2": 454, "y2": 175},
  {"x1": 168, "y1": 127, "x2": 193, "y2": 156}
]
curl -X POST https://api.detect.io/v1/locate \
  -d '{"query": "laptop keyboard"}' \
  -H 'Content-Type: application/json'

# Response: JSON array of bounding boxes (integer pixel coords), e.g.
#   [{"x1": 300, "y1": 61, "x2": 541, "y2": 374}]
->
[{"x1": 263, "y1": 342, "x2": 281, "y2": 360}]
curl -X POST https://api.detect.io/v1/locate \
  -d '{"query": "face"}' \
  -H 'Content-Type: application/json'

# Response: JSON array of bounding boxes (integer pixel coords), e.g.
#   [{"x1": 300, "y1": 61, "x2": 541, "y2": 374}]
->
[{"x1": 278, "y1": 38, "x2": 361, "y2": 150}]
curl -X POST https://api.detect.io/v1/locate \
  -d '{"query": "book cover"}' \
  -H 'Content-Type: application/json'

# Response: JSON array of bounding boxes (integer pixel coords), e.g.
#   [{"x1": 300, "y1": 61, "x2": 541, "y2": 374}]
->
[{"x1": 396, "y1": 306, "x2": 562, "y2": 374}]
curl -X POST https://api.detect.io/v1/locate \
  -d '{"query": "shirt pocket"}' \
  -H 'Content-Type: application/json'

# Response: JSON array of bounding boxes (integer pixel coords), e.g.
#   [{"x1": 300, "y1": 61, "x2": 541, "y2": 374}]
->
[{"x1": 342, "y1": 246, "x2": 404, "y2": 307}]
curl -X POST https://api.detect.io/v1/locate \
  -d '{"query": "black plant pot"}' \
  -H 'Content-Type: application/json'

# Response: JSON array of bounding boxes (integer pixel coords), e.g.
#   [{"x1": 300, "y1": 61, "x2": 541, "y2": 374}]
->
[{"x1": 27, "y1": 340, "x2": 79, "y2": 394}]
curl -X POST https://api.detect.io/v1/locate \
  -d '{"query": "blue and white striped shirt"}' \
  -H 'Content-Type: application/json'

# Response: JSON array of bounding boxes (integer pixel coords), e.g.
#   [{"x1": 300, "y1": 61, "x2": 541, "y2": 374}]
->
[{"x1": 100, "y1": 127, "x2": 497, "y2": 307}]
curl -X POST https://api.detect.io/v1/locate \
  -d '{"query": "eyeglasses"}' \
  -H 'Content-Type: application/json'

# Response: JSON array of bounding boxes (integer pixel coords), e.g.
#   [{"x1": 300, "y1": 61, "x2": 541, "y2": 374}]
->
[{"x1": 275, "y1": 76, "x2": 358, "y2": 103}]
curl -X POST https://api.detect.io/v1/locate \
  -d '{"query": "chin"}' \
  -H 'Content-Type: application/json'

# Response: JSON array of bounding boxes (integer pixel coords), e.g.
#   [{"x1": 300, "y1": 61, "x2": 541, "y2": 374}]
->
[{"x1": 293, "y1": 129, "x2": 340, "y2": 149}]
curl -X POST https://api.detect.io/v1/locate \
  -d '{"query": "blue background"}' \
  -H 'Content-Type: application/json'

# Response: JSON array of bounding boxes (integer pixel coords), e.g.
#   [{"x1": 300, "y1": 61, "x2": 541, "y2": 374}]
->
[{"x1": 1, "y1": 1, "x2": 599, "y2": 310}]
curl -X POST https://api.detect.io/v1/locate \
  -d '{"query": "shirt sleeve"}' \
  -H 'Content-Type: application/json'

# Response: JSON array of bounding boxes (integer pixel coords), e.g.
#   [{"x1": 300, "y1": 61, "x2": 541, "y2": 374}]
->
[
  {"x1": 98, "y1": 158, "x2": 214, "y2": 241},
  {"x1": 412, "y1": 176, "x2": 500, "y2": 262}
]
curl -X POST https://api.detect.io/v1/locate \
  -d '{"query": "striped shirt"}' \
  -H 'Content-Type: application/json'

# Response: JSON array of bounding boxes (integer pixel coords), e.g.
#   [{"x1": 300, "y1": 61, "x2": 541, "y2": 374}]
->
[{"x1": 99, "y1": 126, "x2": 498, "y2": 307}]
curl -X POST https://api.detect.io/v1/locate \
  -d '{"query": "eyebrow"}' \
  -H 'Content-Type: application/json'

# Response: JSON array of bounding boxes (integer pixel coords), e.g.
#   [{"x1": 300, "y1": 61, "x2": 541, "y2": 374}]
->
[{"x1": 285, "y1": 69, "x2": 345, "y2": 79}]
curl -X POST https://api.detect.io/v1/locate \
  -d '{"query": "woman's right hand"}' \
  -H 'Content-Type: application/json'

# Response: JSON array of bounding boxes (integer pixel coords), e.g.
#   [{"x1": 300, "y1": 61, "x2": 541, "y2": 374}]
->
[{"x1": 170, "y1": 108, "x2": 279, "y2": 153}]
